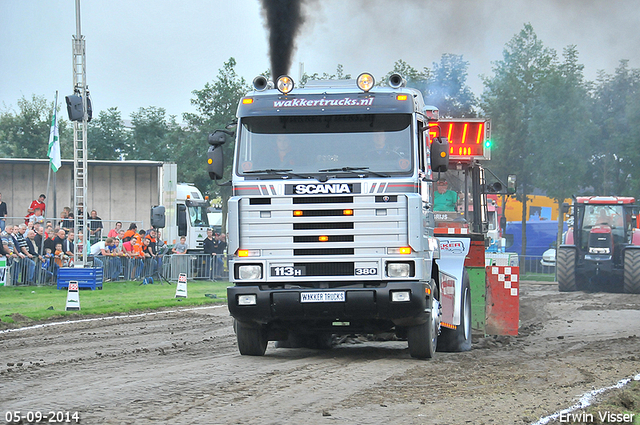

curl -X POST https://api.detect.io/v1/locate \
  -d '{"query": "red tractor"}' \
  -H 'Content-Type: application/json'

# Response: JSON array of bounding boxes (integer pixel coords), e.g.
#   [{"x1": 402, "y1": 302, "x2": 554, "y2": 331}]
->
[{"x1": 558, "y1": 196, "x2": 640, "y2": 293}]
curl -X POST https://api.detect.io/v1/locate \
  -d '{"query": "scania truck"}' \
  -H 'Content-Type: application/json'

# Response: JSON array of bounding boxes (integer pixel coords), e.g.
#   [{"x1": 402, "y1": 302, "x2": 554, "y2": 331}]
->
[{"x1": 207, "y1": 73, "x2": 472, "y2": 358}]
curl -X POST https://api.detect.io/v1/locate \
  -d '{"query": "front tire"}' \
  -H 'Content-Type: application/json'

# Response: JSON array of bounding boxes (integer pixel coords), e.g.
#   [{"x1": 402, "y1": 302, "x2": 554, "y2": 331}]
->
[
  {"x1": 557, "y1": 247, "x2": 578, "y2": 292},
  {"x1": 235, "y1": 320, "x2": 268, "y2": 356},
  {"x1": 624, "y1": 249, "x2": 640, "y2": 294},
  {"x1": 438, "y1": 274, "x2": 472, "y2": 352},
  {"x1": 407, "y1": 293, "x2": 439, "y2": 359}
]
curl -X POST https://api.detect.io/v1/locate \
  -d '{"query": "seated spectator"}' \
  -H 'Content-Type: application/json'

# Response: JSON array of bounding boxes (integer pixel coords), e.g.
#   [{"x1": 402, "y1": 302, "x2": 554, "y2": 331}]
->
[
  {"x1": 108, "y1": 221, "x2": 122, "y2": 238},
  {"x1": 172, "y1": 236, "x2": 188, "y2": 254},
  {"x1": 122, "y1": 223, "x2": 138, "y2": 242},
  {"x1": 26, "y1": 194, "x2": 46, "y2": 224},
  {"x1": 29, "y1": 207, "x2": 46, "y2": 227}
]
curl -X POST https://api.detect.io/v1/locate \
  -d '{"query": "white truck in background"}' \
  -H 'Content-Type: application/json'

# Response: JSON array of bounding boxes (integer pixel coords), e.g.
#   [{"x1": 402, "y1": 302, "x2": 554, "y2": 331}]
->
[{"x1": 154, "y1": 164, "x2": 210, "y2": 252}]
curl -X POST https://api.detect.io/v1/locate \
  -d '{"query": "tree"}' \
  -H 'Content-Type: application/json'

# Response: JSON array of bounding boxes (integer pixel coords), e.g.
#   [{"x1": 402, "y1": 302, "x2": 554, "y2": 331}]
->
[
  {"x1": 590, "y1": 61, "x2": 640, "y2": 196},
  {"x1": 182, "y1": 58, "x2": 250, "y2": 224},
  {"x1": 529, "y1": 45, "x2": 595, "y2": 245},
  {"x1": 87, "y1": 107, "x2": 128, "y2": 160},
  {"x1": 382, "y1": 59, "x2": 430, "y2": 92},
  {"x1": 427, "y1": 54, "x2": 477, "y2": 118},
  {"x1": 481, "y1": 24, "x2": 557, "y2": 256},
  {"x1": 0, "y1": 95, "x2": 71, "y2": 159},
  {"x1": 127, "y1": 106, "x2": 176, "y2": 161}
]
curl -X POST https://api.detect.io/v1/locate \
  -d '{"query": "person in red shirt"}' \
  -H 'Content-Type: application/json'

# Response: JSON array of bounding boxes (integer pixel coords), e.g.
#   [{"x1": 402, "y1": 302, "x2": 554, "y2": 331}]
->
[{"x1": 26, "y1": 194, "x2": 46, "y2": 224}]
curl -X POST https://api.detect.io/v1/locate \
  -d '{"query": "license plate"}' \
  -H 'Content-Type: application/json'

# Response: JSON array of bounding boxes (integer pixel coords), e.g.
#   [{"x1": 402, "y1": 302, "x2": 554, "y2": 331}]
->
[{"x1": 300, "y1": 291, "x2": 345, "y2": 303}]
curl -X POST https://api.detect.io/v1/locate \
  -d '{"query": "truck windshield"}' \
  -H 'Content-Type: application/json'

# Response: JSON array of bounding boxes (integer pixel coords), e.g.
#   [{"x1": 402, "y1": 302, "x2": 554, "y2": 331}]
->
[
  {"x1": 188, "y1": 205, "x2": 209, "y2": 227},
  {"x1": 236, "y1": 114, "x2": 413, "y2": 177}
]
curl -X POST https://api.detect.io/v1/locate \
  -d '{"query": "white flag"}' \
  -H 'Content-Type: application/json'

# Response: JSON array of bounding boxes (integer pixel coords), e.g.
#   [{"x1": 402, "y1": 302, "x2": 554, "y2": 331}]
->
[{"x1": 48, "y1": 93, "x2": 61, "y2": 172}]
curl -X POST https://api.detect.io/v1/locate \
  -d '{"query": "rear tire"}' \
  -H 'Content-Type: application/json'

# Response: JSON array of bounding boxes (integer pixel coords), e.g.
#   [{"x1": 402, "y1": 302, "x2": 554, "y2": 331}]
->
[
  {"x1": 407, "y1": 293, "x2": 439, "y2": 359},
  {"x1": 235, "y1": 319, "x2": 268, "y2": 356},
  {"x1": 438, "y1": 274, "x2": 472, "y2": 352},
  {"x1": 557, "y1": 247, "x2": 578, "y2": 292},
  {"x1": 623, "y1": 249, "x2": 640, "y2": 294}
]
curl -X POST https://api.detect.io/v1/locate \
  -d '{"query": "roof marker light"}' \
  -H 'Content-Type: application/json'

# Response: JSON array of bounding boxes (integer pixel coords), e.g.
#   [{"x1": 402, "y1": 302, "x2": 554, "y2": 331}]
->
[
  {"x1": 276, "y1": 75, "x2": 294, "y2": 94},
  {"x1": 357, "y1": 73, "x2": 375, "y2": 92}
]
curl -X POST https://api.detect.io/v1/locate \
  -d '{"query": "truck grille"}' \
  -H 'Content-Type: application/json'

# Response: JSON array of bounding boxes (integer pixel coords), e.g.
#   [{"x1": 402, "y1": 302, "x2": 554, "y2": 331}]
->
[{"x1": 238, "y1": 194, "x2": 407, "y2": 278}]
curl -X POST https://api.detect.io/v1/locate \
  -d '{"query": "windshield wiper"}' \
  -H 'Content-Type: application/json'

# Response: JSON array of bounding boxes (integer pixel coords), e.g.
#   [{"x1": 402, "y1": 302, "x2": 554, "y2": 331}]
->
[
  {"x1": 318, "y1": 166, "x2": 389, "y2": 178},
  {"x1": 243, "y1": 169, "x2": 312, "y2": 180}
]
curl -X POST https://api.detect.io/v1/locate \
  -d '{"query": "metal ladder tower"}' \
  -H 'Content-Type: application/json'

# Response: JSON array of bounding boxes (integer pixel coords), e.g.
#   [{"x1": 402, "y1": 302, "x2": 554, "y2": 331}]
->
[{"x1": 72, "y1": 0, "x2": 88, "y2": 267}]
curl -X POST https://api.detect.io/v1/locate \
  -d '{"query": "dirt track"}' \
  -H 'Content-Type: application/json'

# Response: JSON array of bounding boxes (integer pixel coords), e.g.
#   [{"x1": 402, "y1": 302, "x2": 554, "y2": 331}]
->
[{"x1": 1, "y1": 282, "x2": 639, "y2": 425}]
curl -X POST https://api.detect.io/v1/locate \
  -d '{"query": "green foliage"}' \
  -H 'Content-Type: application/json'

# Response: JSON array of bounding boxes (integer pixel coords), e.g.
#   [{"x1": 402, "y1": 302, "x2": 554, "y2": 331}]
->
[
  {"x1": 428, "y1": 54, "x2": 477, "y2": 118},
  {"x1": 126, "y1": 106, "x2": 178, "y2": 161},
  {"x1": 183, "y1": 57, "x2": 249, "y2": 201},
  {"x1": 530, "y1": 45, "x2": 594, "y2": 204},
  {"x1": 0, "y1": 95, "x2": 71, "y2": 160},
  {"x1": 590, "y1": 61, "x2": 640, "y2": 196},
  {"x1": 0, "y1": 280, "x2": 228, "y2": 325},
  {"x1": 87, "y1": 107, "x2": 128, "y2": 160}
]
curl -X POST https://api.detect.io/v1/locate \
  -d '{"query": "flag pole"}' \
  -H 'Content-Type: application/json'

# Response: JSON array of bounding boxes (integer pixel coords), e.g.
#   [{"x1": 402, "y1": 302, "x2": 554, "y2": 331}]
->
[{"x1": 41, "y1": 92, "x2": 58, "y2": 252}]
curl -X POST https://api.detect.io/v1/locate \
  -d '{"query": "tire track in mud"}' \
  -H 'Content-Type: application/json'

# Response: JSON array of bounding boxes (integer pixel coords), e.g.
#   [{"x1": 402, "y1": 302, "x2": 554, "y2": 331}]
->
[{"x1": 1, "y1": 283, "x2": 639, "y2": 425}]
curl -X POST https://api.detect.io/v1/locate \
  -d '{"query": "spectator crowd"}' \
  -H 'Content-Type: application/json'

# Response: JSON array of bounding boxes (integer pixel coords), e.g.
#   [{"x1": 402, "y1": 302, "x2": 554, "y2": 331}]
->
[{"x1": 0, "y1": 193, "x2": 228, "y2": 285}]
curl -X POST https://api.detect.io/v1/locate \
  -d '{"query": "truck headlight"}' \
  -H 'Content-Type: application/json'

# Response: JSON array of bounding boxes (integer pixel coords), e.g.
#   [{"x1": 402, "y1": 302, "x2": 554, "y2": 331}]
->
[
  {"x1": 387, "y1": 262, "x2": 411, "y2": 277},
  {"x1": 237, "y1": 294, "x2": 257, "y2": 306},
  {"x1": 238, "y1": 265, "x2": 262, "y2": 280}
]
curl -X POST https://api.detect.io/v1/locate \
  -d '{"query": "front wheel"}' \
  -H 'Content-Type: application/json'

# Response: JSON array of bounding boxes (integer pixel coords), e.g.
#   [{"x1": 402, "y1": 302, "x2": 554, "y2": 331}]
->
[
  {"x1": 235, "y1": 319, "x2": 268, "y2": 356},
  {"x1": 407, "y1": 295, "x2": 439, "y2": 359},
  {"x1": 557, "y1": 247, "x2": 578, "y2": 292},
  {"x1": 624, "y1": 249, "x2": 640, "y2": 294}
]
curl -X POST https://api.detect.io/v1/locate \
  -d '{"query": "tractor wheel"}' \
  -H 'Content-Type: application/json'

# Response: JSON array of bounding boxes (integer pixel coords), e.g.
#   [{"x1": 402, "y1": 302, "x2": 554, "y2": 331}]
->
[
  {"x1": 623, "y1": 250, "x2": 640, "y2": 294},
  {"x1": 438, "y1": 273, "x2": 472, "y2": 352},
  {"x1": 235, "y1": 319, "x2": 268, "y2": 356},
  {"x1": 557, "y1": 247, "x2": 578, "y2": 292}
]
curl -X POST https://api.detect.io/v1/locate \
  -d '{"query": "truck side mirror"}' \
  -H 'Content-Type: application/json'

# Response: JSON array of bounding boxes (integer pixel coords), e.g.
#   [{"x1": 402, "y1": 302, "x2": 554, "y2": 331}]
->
[
  {"x1": 150, "y1": 205, "x2": 166, "y2": 228},
  {"x1": 430, "y1": 137, "x2": 449, "y2": 173},
  {"x1": 500, "y1": 215, "x2": 507, "y2": 232},
  {"x1": 207, "y1": 145, "x2": 224, "y2": 180},
  {"x1": 208, "y1": 130, "x2": 227, "y2": 145},
  {"x1": 177, "y1": 204, "x2": 188, "y2": 237},
  {"x1": 507, "y1": 174, "x2": 517, "y2": 194},
  {"x1": 561, "y1": 202, "x2": 571, "y2": 215}
]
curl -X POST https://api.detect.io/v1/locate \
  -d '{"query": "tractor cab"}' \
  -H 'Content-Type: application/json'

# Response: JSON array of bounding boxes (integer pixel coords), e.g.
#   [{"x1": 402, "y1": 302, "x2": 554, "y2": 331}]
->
[{"x1": 559, "y1": 196, "x2": 640, "y2": 292}]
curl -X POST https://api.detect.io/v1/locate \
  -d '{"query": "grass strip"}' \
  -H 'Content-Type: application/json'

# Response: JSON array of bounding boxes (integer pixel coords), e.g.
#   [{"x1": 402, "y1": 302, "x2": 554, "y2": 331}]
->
[{"x1": 0, "y1": 280, "x2": 229, "y2": 326}]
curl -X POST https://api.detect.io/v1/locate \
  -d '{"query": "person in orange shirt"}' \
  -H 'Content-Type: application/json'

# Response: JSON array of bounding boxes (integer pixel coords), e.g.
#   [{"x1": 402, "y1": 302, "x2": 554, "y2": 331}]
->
[
  {"x1": 122, "y1": 223, "x2": 138, "y2": 242},
  {"x1": 129, "y1": 237, "x2": 146, "y2": 280}
]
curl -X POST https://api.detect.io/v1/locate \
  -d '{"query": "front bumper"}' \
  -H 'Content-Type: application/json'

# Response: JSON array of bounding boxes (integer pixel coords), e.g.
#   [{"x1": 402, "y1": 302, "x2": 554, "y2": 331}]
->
[{"x1": 227, "y1": 281, "x2": 432, "y2": 331}]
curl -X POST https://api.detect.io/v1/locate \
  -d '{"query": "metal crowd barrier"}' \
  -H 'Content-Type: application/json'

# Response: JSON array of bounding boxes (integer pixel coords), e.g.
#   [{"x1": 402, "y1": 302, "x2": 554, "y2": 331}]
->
[{"x1": 1, "y1": 253, "x2": 229, "y2": 286}]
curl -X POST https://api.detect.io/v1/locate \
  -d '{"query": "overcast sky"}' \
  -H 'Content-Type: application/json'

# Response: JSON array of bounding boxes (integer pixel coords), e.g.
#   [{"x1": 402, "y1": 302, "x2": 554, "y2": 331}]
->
[{"x1": 1, "y1": 0, "x2": 639, "y2": 121}]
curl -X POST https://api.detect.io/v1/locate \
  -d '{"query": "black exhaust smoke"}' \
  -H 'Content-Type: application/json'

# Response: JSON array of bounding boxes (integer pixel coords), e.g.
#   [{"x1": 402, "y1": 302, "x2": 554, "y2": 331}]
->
[{"x1": 260, "y1": 0, "x2": 309, "y2": 82}]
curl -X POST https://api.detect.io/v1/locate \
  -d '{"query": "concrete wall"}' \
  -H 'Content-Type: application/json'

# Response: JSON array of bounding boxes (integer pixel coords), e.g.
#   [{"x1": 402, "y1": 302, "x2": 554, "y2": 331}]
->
[{"x1": 0, "y1": 158, "x2": 165, "y2": 230}]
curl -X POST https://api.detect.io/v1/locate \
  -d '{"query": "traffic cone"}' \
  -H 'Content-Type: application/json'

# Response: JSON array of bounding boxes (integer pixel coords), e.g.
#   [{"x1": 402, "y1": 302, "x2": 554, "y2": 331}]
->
[
  {"x1": 175, "y1": 273, "x2": 188, "y2": 298},
  {"x1": 65, "y1": 281, "x2": 80, "y2": 311}
]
